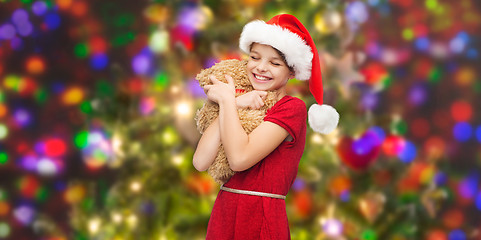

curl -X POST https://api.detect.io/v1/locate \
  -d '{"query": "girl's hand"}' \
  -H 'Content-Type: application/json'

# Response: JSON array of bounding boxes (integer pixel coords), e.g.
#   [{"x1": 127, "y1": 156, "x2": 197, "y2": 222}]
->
[
  {"x1": 236, "y1": 90, "x2": 267, "y2": 109},
  {"x1": 204, "y1": 75, "x2": 235, "y2": 104}
]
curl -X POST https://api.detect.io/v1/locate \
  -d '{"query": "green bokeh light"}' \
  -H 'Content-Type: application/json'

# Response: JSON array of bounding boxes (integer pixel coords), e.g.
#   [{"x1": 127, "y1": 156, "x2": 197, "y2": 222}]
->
[
  {"x1": 425, "y1": 0, "x2": 438, "y2": 10},
  {"x1": 114, "y1": 14, "x2": 135, "y2": 27},
  {"x1": 34, "y1": 88, "x2": 48, "y2": 104},
  {"x1": 391, "y1": 119, "x2": 408, "y2": 135},
  {"x1": 74, "y1": 131, "x2": 89, "y2": 149},
  {"x1": 428, "y1": 67, "x2": 442, "y2": 83},
  {"x1": 402, "y1": 28, "x2": 414, "y2": 41},
  {"x1": 154, "y1": 72, "x2": 169, "y2": 91},
  {"x1": 35, "y1": 187, "x2": 49, "y2": 202},
  {"x1": 74, "y1": 43, "x2": 90, "y2": 58},
  {"x1": 80, "y1": 101, "x2": 92, "y2": 114},
  {"x1": 0, "y1": 152, "x2": 8, "y2": 165},
  {"x1": 361, "y1": 229, "x2": 377, "y2": 240},
  {"x1": 112, "y1": 32, "x2": 135, "y2": 47},
  {"x1": 96, "y1": 80, "x2": 114, "y2": 97},
  {"x1": 0, "y1": 189, "x2": 7, "y2": 201}
]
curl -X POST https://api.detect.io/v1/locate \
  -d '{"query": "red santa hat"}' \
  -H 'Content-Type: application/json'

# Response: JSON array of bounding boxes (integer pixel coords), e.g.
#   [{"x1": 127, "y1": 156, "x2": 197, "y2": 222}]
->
[{"x1": 239, "y1": 14, "x2": 339, "y2": 134}]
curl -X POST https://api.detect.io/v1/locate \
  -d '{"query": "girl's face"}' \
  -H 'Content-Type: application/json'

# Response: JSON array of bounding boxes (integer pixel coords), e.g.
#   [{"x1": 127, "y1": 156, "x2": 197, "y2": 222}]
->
[{"x1": 246, "y1": 43, "x2": 294, "y2": 92}]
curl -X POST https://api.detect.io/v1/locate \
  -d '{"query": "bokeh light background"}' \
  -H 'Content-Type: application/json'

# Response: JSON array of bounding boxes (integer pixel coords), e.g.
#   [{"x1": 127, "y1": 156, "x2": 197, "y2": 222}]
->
[{"x1": 0, "y1": 0, "x2": 480, "y2": 239}]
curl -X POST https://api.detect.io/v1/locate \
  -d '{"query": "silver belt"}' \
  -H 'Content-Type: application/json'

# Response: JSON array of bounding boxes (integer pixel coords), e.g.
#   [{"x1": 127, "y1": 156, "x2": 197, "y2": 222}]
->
[{"x1": 220, "y1": 185, "x2": 286, "y2": 200}]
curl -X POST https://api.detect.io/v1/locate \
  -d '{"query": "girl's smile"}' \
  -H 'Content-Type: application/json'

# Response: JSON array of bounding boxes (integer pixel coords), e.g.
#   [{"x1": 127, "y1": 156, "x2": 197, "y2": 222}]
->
[{"x1": 246, "y1": 43, "x2": 294, "y2": 94}]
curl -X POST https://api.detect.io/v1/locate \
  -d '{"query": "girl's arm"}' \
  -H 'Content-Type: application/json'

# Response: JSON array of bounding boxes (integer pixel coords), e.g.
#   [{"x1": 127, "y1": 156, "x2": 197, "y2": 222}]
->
[
  {"x1": 192, "y1": 117, "x2": 220, "y2": 171},
  {"x1": 205, "y1": 75, "x2": 289, "y2": 172},
  {"x1": 192, "y1": 90, "x2": 268, "y2": 172}
]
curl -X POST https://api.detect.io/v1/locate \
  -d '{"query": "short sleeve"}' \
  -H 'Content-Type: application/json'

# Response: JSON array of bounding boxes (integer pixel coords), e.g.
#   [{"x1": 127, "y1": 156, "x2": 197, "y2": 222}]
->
[{"x1": 263, "y1": 96, "x2": 307, "y2": 144}]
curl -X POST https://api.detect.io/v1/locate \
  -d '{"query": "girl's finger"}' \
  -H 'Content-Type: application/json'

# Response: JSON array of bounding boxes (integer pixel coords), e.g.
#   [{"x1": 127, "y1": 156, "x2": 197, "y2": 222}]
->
[
  {"x1": 209, "y1": 75, "x2": 220, "y2": 84},
  {"x1": 225, "y1": 75, "x2": 235, "y2": 87},
  {"x1": 258, "y1": 91, "x2": 267, "y2": 99}
]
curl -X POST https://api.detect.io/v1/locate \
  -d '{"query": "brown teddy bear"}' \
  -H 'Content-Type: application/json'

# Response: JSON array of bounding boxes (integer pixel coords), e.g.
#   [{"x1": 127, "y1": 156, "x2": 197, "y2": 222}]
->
[{"x1": 195, "y1": 59, "x2": 281, "y2": 184}]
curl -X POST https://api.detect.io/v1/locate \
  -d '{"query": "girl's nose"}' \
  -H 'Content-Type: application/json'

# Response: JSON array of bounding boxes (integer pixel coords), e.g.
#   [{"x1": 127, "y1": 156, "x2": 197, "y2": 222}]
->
[{"x1": 256, "y1": 61, "x2": 268, "y2": 72}]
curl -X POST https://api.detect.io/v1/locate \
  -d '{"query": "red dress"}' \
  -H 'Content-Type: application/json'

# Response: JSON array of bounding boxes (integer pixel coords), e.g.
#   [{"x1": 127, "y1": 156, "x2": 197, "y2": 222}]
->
[{"x1": 206, "y1": 95, "x2": 307, "y2": 240}]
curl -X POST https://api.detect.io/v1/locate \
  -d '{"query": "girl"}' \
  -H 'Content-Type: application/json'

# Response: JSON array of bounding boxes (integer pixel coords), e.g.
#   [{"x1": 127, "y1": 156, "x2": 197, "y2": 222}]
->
[{"x1": 193, "y1": 14, "x2": 339, "y2": 239}]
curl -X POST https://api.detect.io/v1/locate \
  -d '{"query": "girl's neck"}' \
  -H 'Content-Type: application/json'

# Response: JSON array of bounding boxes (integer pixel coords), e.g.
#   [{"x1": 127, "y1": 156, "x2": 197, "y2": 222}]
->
[{"x1": 276, "y1": 88, "x2": 287, "y2": 101}]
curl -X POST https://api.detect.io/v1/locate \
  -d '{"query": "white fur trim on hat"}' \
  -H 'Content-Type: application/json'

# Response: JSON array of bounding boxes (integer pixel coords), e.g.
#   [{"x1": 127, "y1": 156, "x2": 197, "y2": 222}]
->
[
  {"x1": 308, "y1": 104, "x2": 339, "y2": 134},
  {"x1": 239, "y1": 20, "x2": 313, "y2": 81}
]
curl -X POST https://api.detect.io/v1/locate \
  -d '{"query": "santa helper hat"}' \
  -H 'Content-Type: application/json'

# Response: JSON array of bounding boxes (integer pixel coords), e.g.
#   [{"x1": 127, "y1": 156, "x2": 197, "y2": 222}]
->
[{"x1": 239, "y1": 14, "x2": 340, "y2": 134}]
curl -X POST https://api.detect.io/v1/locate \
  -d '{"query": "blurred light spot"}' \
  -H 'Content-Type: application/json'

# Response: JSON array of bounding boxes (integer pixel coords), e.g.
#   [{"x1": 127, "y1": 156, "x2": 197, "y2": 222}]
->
[
  {"x1": 19, "y1": 155, "x2": 37, "y2": 171},
  {"x1": 14, "y1": 108, "x2": 31, "y2": 127},
  {"x1": 402, "y1": 28, "x2": 414, "y2": 41},
  {"x1": 13, "y1": 205, "x2": 35, "y2": 225},
  {"x1": 37, "y1": 157, "x2": 58, "y2": 176},
  {"x1": 0, "y1": 124, "x2": 8, "y2": 140},
  {"x1": 454, "y1": 67, "x2": 475, "y2": 87},
  {"x1": 466, "y1": 48, "x2": 478, "y2": 59},
  {"x1": 64, "y1": 184, "x2": 86, "y2": 204},
  {"x1": 398, "y1": 141, "x2": 416, "y2": 163},
  {"x1": 453, "y1": 122, "x2": 472, "y2": 142},
  {"x1": 458, "y1": 173, "x2": 479, "y2": 199},
  {"x1": 57, "y1": 0, "x2": 73, "y2": 10},
  {"x1": 139, "y1": 96, "x2": 156, "y2": 115},
  {"x1": 408, "y1": 83, "x2": 427, "y2": 106},
  {"x1": 25, "y1": 56, "x2": 46, "y2": 74},
  {"x1": 450, "y1": 100, "x2": 472, "y2": 122},
  {"x1": 82, "y1": 131, "x2": 112, "y2": 170},
  {"x1": 153, "y1": 72, "x2": 169, "y2": 91},
  {"x1": 44, "y1": 12, "x2": 61, "y2": 30},
  {"x1": 90, "y1": 53, "x2": 108, "y2": 70},
  {"x1": 0, "y1": 152, "x2": 8, "y2": 165},
  {"x1": 382, "y1": 135, "x2": 405, "y2": 156},
  {"x1": 74, "y1": 131, "x2": 89, "y2": 149},
  {"x1": 475, "y1": 191, "x2": 481, "y2": 211},
  {"x1": 0, "y1": 222, "x2": 10, "y2": 238},
  {"x1": 0, "y1": 24, "x2": 16, "y2": 40},
  {"x1": 475, "y1": 125, "x2": 481, "y2": 143},
  {"x1": 62, "y1": 87, "x2": 84, "y2": 105},
  {"x1": 74, "y1": 42, "x2": 89, "y2": 58},
  {"x1": 149, "y1": 30, "x2": 169, "y2": 53},
  {"x1": 345, "y1": 1, "x2": 369, "y2": 24},
  {"x1": 32, "y1": 1, "x2": 48, "y2": 16},
  {"x1": 175, "y1": 101, "x2": 192, "y2": 116},
  {"x1": 132, "y1": 51, "x2": 153, "y2": 75},
  {"x1": 44, "y1": 138, "x2": 67, "y2": 157},
  {"x1": 448, "y1": 229, "x2": 466, "y2": 240},
  {"x1": 12, "y1": 9, "x2": 29, "y2": 24},
  {"x1": 360, "y1": 91, "x2": 378, "y2": 110},
  {"x1": 322, "y1": 218, "x2": 343, "y2": 237},
  {"x1": 71, "y1": 1, "x2": 88, "y2": 17},
  {"x1": 89, "y1": 36, "x2": 107, "y2": 54},
  {"x1": 427, "y1": 229, "x2": 447, "y2": 240}
]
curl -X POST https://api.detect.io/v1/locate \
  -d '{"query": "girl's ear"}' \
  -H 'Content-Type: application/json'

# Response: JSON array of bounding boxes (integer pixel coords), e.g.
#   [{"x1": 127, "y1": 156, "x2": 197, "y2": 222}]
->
[{"x1": 289, "y1": 71, "x2": 295, "y2": 80}]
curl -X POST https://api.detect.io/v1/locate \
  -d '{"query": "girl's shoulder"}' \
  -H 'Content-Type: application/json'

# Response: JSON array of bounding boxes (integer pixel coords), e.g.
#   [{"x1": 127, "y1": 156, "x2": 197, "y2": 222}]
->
[
  {"x1": 275, "y1": 95, "x2": 306, "y2": 109},
  {"x1": 266, "y1": 95, "x2": 307, "y2": 118}
]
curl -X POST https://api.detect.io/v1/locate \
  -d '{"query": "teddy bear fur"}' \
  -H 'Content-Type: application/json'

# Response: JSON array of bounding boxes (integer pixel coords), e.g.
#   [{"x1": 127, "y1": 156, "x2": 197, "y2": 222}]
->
[{"x1": 195, "y1": 59, "x2": 281, "y2": 184}]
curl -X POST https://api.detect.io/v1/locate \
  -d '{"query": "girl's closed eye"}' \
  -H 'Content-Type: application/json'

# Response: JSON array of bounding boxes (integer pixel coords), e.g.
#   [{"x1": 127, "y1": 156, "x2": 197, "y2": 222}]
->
[{"x1": 250, "y1": 56, "x2": 259, "y2": 60}]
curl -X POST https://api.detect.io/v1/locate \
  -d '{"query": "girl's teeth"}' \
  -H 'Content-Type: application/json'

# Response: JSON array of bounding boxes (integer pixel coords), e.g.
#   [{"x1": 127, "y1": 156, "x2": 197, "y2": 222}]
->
[{"x1": 256, "y1": 75, "x2": 269, "y2": 80}]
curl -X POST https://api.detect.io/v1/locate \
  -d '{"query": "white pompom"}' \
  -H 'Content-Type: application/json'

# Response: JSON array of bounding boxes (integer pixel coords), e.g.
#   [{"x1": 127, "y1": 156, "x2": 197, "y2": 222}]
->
[{"x1": 308, "y1": 104, "x2": 340, "y2": 134}]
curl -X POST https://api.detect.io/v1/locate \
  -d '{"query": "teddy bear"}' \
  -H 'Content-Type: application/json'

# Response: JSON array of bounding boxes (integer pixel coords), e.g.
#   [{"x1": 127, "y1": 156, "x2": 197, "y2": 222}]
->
[{"x1": 195, "y1": 59, "x2": 281, "y2": 184}]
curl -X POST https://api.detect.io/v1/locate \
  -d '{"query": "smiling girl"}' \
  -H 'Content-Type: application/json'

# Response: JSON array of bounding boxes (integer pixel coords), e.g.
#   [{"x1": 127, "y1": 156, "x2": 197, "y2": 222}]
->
[{"x1": 193, "y1": 14, "x2": 339, "y2": 239}]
